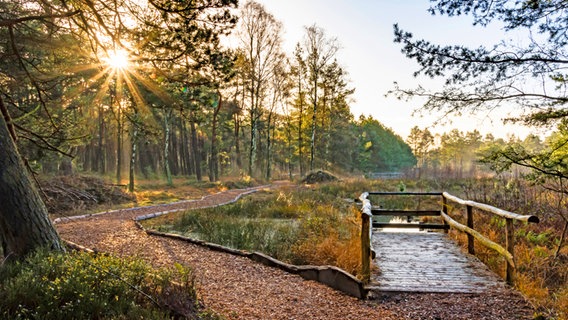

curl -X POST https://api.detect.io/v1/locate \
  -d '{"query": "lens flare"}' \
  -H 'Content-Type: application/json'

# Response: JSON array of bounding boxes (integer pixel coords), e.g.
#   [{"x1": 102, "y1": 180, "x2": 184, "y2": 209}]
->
[{"x1": 105, "y1": 49, "x2": 129, "y2": 70}]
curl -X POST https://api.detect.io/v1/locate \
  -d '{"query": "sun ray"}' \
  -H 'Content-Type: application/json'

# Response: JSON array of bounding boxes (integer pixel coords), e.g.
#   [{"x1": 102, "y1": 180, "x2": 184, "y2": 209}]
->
[
  {"x1": 62, "y1": 66, "x2": 114, "y2": 104},
  {"x1": 57, "y1": 43, "x2": 183, "y2": 129},
  {"x1": 123, "y1": 73, "x2": 149, "y2": 113},
  {"x1": 128, "y1": 69, "x2": 175, "y2": 104},
  {"x1": 91, "y1": 71, "x2": 119, "y2": 108}
]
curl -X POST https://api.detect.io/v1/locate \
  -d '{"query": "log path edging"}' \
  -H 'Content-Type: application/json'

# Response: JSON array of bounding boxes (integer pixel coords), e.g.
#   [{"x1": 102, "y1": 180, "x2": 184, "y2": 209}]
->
[{"x1": 57, "y1": 184, "x2": 367, "y2": 299}]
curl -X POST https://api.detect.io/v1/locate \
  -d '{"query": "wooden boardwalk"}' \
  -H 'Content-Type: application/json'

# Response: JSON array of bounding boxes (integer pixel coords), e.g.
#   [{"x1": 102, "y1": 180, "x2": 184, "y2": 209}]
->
[{"x1": 367, "y1": 231, "x2": 508, "y2": 294}]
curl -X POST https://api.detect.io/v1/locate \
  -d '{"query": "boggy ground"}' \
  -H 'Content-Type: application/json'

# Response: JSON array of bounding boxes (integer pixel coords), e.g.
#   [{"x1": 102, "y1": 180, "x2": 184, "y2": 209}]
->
[{"x1": 55, "y1": 184, "x2": 535, "y2": 320}]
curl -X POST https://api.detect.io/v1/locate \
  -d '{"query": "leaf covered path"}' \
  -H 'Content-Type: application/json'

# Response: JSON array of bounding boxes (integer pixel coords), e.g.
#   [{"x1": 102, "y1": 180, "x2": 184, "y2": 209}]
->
[{"x1": 55, "y1": 184, "x2": 534, "y2": 319}]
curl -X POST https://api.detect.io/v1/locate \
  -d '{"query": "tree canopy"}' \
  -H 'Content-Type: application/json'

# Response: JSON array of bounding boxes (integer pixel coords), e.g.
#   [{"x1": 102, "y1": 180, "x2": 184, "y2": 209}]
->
[
  {"x1": 392, "y1": 0, "x2": 568, "y2": 127},
  {"x1": 392, "y1": 0, "x2": 568, "y2": 194}
]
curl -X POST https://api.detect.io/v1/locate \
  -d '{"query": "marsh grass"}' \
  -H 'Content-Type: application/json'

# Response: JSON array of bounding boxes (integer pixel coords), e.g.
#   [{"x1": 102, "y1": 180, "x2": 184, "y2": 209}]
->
[{"x1": 147, "y1": 186, "x2": 365, "y2": 276}]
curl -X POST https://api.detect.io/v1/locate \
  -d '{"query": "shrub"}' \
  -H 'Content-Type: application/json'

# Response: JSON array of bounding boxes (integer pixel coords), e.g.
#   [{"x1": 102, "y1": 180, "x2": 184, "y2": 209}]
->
[{"x1": 0, "y1": 250, "x2": 215, "y2": 319}]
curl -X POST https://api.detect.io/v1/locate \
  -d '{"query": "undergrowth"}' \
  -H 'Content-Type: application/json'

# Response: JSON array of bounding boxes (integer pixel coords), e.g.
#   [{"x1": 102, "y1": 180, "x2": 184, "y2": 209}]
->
[
  {"x1": 448, "y1": 178, "x2": 568, "y2": 320},
  {"x1": 0, "y1": 249, "x2": 220, "y2": 320}
]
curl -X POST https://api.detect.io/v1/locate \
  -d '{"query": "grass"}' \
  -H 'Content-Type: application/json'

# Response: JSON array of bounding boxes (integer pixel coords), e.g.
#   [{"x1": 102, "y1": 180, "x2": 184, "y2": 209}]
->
[
  {"x1": 0, "y1": 249, "x2": 221, "y2": 319},
  {"x1": 143, "y1": 178, "x2": 446, "y2": 277}
]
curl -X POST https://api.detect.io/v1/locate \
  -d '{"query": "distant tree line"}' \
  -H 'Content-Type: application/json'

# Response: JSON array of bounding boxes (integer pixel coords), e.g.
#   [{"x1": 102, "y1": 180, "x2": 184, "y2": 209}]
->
[{"x1": 405, "y1": 126, "x2": 566, "y2": 181}]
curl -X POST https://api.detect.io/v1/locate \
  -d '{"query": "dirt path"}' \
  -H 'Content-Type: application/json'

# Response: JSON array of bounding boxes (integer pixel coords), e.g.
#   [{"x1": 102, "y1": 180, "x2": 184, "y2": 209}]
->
[{"x1": 55, "y1": 185, "x2": 534, "y2": 320}]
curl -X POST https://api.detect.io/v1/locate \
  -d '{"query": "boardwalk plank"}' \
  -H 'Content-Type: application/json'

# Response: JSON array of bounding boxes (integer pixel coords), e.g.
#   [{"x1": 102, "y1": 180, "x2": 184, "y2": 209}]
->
[{"x1": 369, "y1": 231, "x2": 508, "y2": 293}]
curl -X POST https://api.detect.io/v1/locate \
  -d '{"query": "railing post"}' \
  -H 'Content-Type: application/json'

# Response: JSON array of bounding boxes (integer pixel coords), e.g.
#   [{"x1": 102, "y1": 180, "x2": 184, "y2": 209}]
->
[
  {"x1": 359, "y1": 192, "x2": 372, "y2": 284},
  {"x1": 466, "y1": 205, "x2": 474, "y2": 255},
  {"x1": 505, "y1": 218, "x2": 515, "y2": 284},
  {"x1": 442, "y1": 195, "x2": 449, "y2": 233},
  {"x1": 361, "y1": 211, "x2": 371, "y2": 284}
]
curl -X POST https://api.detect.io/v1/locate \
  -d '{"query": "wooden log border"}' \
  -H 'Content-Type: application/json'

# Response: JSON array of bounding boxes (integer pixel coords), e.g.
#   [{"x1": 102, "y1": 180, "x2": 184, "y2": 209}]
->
[
  {"x1": 55, "y1": 185, "x2": 368, "y2": 299},
  {"x1": 134, "y1": 218, "x2": 367, "y2": 299}
]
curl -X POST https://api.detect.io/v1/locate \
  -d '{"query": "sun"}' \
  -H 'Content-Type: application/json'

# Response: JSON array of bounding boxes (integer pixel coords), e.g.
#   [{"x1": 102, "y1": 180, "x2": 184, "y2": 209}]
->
[{"x1": 105, "y1": 49, "x2": 129, "y2": 70}]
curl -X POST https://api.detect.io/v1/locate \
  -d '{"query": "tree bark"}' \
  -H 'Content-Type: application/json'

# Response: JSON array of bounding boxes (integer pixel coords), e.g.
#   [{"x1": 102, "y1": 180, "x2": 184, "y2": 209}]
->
[
  {"x1": 116, "y1": 106, "x2": 123, "y2": 185},
  {"x1": 309, "y1": 73, "x2": 317, "y2": 172},
  {"x1": 0, "y1": 96, "x2": 64, "y2": 260},
  {"x1": 266, "y1": 108, "x2": 274, "y2": 180},
  {"x1": 163, "y1": 107, "x2": 173, "y2": 186},
  {"x1": 298, "y1": 81, "x2": 304, "y2": 177},
  {"x1": 97, "y1": 104, "x2": 106, "y2": 174},
  {"x1": 190, "y1": 111, "x2": 202, "y2": 181},
  {"x1": 248, "y1": 92, "x2": 257, "y2": 177},
  {"x1": 128, "y1": 111, "x2": 138, "y2": 193},
  {"x1": 209, "y1": 92, "x2": 222, "y2": 182},
  {"x1": 180, "y1": 117, "x2": 191, "y2": 176},
  {"x1": 233, "y1": 111, "x2": 242, "y2": 171}
]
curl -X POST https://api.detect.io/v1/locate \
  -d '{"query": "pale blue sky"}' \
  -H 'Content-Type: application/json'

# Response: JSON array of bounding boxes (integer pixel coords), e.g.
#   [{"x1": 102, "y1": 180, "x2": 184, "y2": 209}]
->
[{"x1": 253, "y1": 0, "x2": 539, "y2": 139}]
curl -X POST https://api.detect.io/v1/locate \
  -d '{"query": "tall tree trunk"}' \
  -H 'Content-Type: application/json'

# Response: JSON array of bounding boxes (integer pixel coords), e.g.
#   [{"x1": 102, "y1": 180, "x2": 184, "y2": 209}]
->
[
  {"x1": 97, "y1": 104, "x2": 106, "y2": 174},
  {"x1": 248, "y1": 94, "x2": 257, "y2": 177},
  {"x1": 190, "y1": 111, "x2": 202, "y2": 181},
  {"x1": 266, "y1": 110, "x2": 273, "y2": 180},
  {"x1": 180, "y1": 119, "x2": 192, "y2": 176},
  {"x1": 234, "y1": 112, "x2": 242, "y2": 171},
  {"x1": 116, "y1": 103, "x2": 123, "y2": 185},
  {"x1": 169, "y1": 125, "x2": 178, "y2": 176},
  {"x1": 298, "y1": 89, "x2": 304, "y2": 177},
  {"x1": 128, "y1": 111, "x2": 138, "y2": 193},
  {"x1": 163, "y1": 107, "x2": 173, "y2": 186},
  {"x1": 209, "y1": 92, "x2": 222, "y2": 182},
  {"x1": 234, "y1": 84, "x2": 244, "y2": 171},
  {"x1": 322, "y1": 88, "x2": 331, "y2": 169},
  {"x1": 0, "y1": 97, "x2": 64, "y2": 259},
  {"x1": 310, "y1": 71, "x2": 318, "y2": 172}
]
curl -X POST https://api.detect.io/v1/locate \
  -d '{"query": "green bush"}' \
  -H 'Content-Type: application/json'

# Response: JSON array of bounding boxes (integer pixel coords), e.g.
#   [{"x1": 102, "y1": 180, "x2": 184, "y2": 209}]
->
[{"x1": 0, "y1": 250, "x2": 213, "y2": 320}]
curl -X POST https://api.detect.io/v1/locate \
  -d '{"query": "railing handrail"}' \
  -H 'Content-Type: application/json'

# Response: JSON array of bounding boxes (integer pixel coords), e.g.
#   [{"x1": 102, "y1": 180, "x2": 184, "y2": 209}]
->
[
  {"x1": 443, "y1": 192, "x2": 539, "y2": 223},
  {"x1": 438, "y1": 210, "x2": 515, "y2": 268},
  {"x1": 367, "y1": 191, "x2": 443, "y2": 196}
]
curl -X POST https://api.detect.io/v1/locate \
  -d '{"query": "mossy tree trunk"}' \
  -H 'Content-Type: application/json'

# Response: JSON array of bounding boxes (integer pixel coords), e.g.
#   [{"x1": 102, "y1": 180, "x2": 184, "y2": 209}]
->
[{"x1": 0, "y1": 97, "x2": 64, "y2": 260}]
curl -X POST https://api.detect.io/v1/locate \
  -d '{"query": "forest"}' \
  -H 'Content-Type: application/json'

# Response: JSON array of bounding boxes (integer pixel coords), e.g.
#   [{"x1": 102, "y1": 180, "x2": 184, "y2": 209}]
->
[{"x1": 1, "y1": 0, "x2": 415, "y2": 191}]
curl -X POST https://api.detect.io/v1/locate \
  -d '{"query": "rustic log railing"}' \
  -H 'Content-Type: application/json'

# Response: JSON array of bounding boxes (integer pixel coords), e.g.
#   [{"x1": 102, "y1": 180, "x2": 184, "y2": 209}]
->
[
  {"x1": 359, "y1": 192, "x2": 539, "y2": 285},
  {"x1": 359, "y1": 192, "x2": 372, "y2": 283}
]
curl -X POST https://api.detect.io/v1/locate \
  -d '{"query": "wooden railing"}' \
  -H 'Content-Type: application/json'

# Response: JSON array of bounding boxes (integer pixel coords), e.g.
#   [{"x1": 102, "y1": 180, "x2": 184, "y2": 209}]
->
[{"x1": 359, "y1": 192, "x2": 539, "y2": 285}]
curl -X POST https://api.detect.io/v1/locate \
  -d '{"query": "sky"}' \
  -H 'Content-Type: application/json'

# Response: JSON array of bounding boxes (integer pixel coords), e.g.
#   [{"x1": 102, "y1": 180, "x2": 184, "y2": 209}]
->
[{"x1": 252, "y1": 0, "x2": 543, "y2": 140}]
